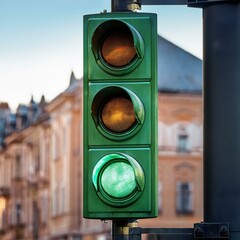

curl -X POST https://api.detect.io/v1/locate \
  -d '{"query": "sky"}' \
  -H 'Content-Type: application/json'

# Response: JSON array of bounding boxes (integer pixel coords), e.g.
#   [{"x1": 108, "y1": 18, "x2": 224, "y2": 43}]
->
[{"x1": 0, "y1": 0, "x2": 202, "y2": 111}]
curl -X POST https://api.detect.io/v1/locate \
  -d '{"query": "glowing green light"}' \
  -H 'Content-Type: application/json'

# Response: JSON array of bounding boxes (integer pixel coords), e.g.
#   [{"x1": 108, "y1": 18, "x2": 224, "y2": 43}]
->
[
  {"x1": 92, "y1": 153, "x2": 145, "y2": 207},
  {"x1": 101, "y1": 162, "x2": 136, "y2": 198}
]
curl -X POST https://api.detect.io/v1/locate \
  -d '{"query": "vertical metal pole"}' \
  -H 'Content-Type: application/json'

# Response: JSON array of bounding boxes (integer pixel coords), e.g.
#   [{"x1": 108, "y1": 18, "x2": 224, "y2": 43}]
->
[
  {"x1": 112, "y1": 220, "x2": 138, "y2": 240},
  {"x1": 111, "y1": 0, "x2": 141, "y2": 12},
  {"x1": 203, "y1": 3, "x2": 240, "y2": 239},
  {"x1": 111, "y1": 0, "x2": 129, "y2": 11}
]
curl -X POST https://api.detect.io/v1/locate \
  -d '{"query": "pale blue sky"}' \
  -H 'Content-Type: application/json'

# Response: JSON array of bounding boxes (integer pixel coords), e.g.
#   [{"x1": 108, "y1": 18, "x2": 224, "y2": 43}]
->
[{"x1": 0, "y1": 0, "x2": 202, "y2": 110}]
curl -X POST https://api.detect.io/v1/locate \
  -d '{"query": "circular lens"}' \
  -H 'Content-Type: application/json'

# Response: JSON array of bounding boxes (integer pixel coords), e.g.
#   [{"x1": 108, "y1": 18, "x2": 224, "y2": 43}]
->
[
  {"x1": 101, "y1": 31, "x2": 137, "y2": 67},
  {"x1": 101, "y1": 162, "x2": 136, "y2": 198},
  {"x1": 92, "y1": 153, "x2": 146, "y2": 207},
  {"x1": 101, "y1": 97, "x2": 136, "y2": 133}
]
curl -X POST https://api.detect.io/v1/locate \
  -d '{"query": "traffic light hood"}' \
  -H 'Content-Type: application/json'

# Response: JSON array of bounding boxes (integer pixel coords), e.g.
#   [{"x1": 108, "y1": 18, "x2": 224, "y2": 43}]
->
[
  {"x1": 92, "y1": 153, "x2": 145, "y2": 207},
  {"x1": 91, "y1": 19, "x2": 144, "y2": 75},
  {"x1": 91, "y1": 86, "x2": 145, "y2": 141}
]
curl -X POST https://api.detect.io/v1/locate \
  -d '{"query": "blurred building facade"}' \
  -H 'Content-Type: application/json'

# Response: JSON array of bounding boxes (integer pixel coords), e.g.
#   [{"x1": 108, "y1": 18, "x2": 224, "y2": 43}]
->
[
  {"x1": 139, "y1": 36, "x2": 203, "y2": 234},
  {"x1": 0, "y1": 36, "x2": 202, "y2": 239}
]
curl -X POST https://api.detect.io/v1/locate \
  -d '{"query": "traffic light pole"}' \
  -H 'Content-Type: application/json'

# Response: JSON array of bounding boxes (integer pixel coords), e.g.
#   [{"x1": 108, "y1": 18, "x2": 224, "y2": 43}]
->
[
  {"x1": 111, "y1": 0, "x2": 141, "y2": 11},
  {"x1": 112, "y1": 220, "x2": 138, "y2": 240},
  {"x1": 202, "y1": 2, "x2": 240, "y2": 240}
]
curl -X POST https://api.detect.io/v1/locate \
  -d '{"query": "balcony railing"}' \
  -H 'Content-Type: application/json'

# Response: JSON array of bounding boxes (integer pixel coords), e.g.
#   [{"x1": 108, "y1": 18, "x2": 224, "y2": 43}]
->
[
  {"x1": 0, "y1": 186, "x2": 10, "y2": 197},
  {"x1": 10, "y1": 217, "x2": 25, "y2": 228}
]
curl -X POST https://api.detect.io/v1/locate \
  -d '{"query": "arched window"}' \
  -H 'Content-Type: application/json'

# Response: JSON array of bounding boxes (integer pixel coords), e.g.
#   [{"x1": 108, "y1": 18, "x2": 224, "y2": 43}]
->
[
  {"x1": 177, "y1": 125, "x2": 189, "y2": 152},
  {"x1": 176, "y1": 181, "x2": 194, "y2": 215}
]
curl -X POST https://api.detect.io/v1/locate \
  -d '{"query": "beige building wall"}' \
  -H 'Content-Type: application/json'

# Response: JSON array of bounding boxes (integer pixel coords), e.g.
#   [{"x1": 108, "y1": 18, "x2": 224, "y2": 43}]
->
[
  {"x1": 47, "y1": 81, "x2": 82, "y2": 238},
  {"x1": 0, "y1": 116, "x2": 50, "y2": 239},
  {"x1": 140, "y1": 93, "x2": 203, "y2": 233}
]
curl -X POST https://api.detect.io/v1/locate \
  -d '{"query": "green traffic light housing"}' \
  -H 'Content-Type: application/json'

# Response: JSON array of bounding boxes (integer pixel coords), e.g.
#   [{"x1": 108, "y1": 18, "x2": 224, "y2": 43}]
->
[
  {"x1": 91, "y1": 19, "x2": 144, "y2": 75},
  {"x1": 92, "y1": 153, "x2": 145, "y2": 207},
  {"x1": 83, "y1": 12, "x2": 158, "y2": 219},
  {"x1": 91, "y1": 86, "x2": 145, "y2": 141}
]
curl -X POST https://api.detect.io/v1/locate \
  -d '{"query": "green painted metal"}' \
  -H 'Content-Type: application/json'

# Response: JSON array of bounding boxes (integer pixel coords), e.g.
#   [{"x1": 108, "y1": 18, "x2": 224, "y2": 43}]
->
[{"x1": 83, "y1": 12, "x2": 158, "y2": 219}]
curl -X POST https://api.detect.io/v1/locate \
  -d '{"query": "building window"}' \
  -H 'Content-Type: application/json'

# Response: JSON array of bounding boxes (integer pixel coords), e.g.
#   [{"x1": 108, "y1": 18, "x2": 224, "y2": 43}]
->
[
  {"x1": 178, "y1": 134, "x2": 188, "y2": 152},
  {"x1": 176, "y1": 182, "x2": 193, "y2": 215},
  {"x1": 32, "y1": 201, "x2": 39, "y2": 238},
  {"x1": 62, "y1": 126, "x2": 67, "y2": 155},
  {"x1": 1, "y1": 209, "x2": 7, "y2": 230},
  {"x1": 16, "y1": 203, "x2": 22, "y2": 224},
  {"x1": 41, "y1": 193, "x2": 48, "y2": 224},
  {"x1": 59, "y1": 184, "x2": 65, "y2": 214},
  {"x1": 53, "y1": 131, "x2": 60, "y2": 160},
  {"x1": 52, "y1": 187, "x2": 58, "y2": 216},
  {"x1": 177, "y1": 126, "x2": 189, "y2": 152},
  {"x1": 42, "y1": 139, "x2": 50, "y2": 175},
  {"x1": 15, "y1": 154, "x2": 22, "y2": 178}
]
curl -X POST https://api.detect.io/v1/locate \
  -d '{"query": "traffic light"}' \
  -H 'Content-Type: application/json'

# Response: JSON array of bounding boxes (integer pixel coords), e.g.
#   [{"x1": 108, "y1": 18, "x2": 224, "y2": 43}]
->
[{"x1": 83, "y1": 12, "x2": 158, "y2": 219}]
